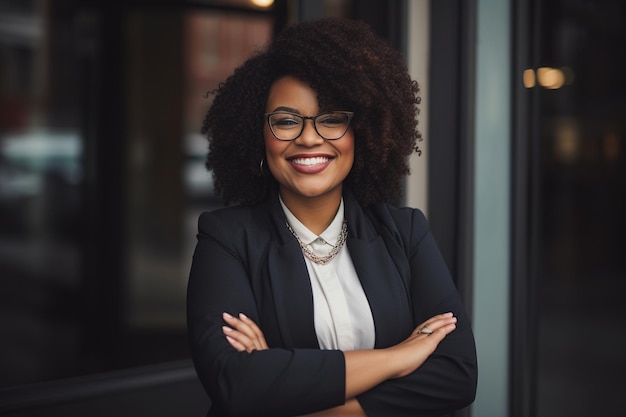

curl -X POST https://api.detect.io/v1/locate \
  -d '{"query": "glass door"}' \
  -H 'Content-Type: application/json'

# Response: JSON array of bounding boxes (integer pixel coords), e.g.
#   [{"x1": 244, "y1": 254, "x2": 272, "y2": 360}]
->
[{"x1": 514, "y1": 1, "x2": 626, "y2": 415}]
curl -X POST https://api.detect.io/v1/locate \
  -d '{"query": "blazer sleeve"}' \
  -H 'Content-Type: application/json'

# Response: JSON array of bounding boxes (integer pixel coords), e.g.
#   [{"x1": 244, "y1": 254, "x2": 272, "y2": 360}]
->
[
  {"x1": 357, "y1": 208, "x2": 478, "y2": 417},
  {"x1": 187, "y1": 211, "x2": 346, "y2": 417}
]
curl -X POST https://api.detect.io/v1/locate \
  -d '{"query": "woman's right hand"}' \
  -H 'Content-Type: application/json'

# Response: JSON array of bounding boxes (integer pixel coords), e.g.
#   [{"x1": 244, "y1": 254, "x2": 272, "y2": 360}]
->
[
  {"x1": 222, "y1": 312, "x2": 269, "y2": 353},
  {"x1": 385, "y1": 312, "x2": 457, "y2": 378}
]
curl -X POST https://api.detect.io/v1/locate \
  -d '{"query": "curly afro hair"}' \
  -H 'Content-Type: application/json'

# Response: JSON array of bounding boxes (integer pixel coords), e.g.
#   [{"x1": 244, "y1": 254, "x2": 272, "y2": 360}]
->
[{"x1": 202, "y1": 17, "x2": 421, "y2": 207}]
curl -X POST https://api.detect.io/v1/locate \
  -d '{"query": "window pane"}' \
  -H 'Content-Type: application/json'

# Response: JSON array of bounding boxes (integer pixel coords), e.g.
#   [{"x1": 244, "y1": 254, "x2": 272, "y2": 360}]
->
[
  {"x1": 0, "y1": 3, "x2": 272, "y2": 388},
  {"x1": 530, "y1": 1, "x2": 626, "y2": 415}
]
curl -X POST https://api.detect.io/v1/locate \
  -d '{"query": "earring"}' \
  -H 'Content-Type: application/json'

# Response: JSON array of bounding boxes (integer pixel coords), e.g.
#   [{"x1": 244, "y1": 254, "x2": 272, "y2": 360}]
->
[{"x1": 260, "y1": 158, "x2": 266, "y2": 176}]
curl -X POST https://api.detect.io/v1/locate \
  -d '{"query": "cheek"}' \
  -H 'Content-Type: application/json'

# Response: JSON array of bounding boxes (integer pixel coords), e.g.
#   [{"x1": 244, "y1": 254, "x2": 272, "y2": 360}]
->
[
  {"x1": 341, "y1": 134, "x2": 356, "y2": 165},
  {"x1": 263, "y1": 129, "x2": 288, "y2": 172}
]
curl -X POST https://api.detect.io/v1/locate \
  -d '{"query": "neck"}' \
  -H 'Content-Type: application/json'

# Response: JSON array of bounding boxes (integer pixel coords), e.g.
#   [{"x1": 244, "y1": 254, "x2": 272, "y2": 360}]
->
[{"x1": 279, "y1": 188, "x2": 342, "y2": 235}]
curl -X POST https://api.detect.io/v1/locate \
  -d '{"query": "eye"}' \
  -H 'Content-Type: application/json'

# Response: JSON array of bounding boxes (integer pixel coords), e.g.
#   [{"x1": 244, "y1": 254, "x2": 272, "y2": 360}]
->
[
  {"x1": 270, "y1": 113, "x2": 302, "y2": 129},
  {"x1": 317, "y1": 112, "x2": 349, "y2": 127}
]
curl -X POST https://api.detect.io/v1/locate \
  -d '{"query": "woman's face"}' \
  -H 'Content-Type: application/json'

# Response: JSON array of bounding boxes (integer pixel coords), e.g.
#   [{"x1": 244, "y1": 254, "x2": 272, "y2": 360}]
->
[{"x1": 264, "y1": 75, "x2": 354, "y2": 205}]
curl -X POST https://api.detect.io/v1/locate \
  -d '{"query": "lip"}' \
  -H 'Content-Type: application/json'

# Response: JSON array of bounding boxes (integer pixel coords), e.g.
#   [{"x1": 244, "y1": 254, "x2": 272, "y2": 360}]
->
[{"x1": 286, "y1": 154, "x2": 334, "y2": 174}]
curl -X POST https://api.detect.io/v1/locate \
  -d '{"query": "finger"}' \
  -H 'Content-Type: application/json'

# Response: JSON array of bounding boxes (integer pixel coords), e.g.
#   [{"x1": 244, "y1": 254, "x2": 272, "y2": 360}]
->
[
  {"x1": 423, "y1": 312, "x2": 454, "y2": 326},
  {"x1": 430, "y1": 322, "x2": 457, "y2": 337},
  {"x1": 414, "y1": 312, "x2": 454, "y2": 330},
  {"x1": 223, "y1": 313, "x2": 268, "y2": 351},
  {"x1": 239, "y1": 313, "x2": 268, "y2": 349},
  {"x1": 223, "y1": 326, "x2": 257, "y2": 352},
  {"x1": 412, "y1": 313, "x2": 457, "y2": 336},
  {"x1": 232, "y1": 314, "x2": 266, "y2": 351},
  {"x1": 225, "y1": 335, "x2": 248, "y2": 352},
  {"x1": 223, "y1": 312, "x2": 258, "y2": 340},
  {"x1": 238, "y1": 313, "x2": 262, "y2": 337},
  {"x1": 421, "y1": 318, "x2": 457, "y2": 336},
  {"x1": 407, "y1": 322, "x2": 457, "y2": 348}
]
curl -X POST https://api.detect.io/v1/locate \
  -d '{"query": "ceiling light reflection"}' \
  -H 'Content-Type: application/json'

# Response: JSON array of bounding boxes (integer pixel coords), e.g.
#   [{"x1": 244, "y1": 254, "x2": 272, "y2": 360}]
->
[
  {"x1": 523, "y1": 69, "x2": 536, "y2": 88},
  {"x1": 523, "y1": 67, "x2": 574, "y2": 89},
  {"x1": 537, "y1": 67, "x2": 565, "y2": 89},
  {"x1": 250, "y1": 0, "x2": 274, "y2": 7}
]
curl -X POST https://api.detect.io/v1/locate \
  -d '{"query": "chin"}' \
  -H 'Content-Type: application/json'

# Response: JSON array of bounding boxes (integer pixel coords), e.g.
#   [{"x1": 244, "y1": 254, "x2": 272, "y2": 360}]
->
[{"x1": 284, "y1": 182, "x2": 342, "y2": 200}]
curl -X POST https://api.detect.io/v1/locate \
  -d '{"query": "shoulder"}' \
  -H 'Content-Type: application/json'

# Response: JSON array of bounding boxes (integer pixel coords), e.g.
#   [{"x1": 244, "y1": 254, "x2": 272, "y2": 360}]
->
[
  {"x1": 362, "y1": 202, "x2": 431, "y2": 256},
  {"x1": 199, "y1": 204, "x2": 261, "y2": 228},
  {"x1": 366, "y1": 203, "x2": 429, "y2": 238},
  {"x1": 197, "y1": 203, "x2": 273, "y2": 243}
]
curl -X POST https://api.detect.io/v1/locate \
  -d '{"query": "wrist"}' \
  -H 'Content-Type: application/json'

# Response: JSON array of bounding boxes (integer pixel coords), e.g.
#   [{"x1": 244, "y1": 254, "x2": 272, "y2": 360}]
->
[{"x1": 381, "y1": 345, "x2": 407, "y2": 379}]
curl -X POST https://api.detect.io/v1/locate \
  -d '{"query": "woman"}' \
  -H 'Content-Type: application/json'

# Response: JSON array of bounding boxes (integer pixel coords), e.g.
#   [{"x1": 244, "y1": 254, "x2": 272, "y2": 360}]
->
[{"x1": 187, "y1": 17, "x2": 477, "y2": 417}]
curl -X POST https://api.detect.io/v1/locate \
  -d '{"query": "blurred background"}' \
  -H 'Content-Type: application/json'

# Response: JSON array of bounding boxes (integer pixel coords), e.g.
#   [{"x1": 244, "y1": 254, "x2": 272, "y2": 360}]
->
[{"x1": 0, "y1": 0, "x2": 624, "y2": 416}]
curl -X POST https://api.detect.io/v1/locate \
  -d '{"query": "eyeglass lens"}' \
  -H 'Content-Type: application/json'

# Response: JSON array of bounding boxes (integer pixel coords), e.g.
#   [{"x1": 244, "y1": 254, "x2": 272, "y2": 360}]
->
[{"x1": 267, "y1": 112, "x2": 351, "y2": 140}]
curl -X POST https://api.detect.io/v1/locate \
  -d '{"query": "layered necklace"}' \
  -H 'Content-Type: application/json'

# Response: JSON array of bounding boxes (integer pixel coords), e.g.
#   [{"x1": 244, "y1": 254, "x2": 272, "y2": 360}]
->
[{"x1": 285, "y1": 220, "x2": 348, "y2": 265}]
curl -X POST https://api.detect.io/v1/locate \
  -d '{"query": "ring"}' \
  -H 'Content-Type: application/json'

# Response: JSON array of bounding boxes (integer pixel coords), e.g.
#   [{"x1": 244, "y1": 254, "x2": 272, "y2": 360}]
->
[{"x1": 419, "y1": 326, "x2": 433, "y2": 335}]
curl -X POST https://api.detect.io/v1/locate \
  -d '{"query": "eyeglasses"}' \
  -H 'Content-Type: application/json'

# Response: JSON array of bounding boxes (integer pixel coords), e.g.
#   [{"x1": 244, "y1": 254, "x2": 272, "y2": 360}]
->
[{"x1": 265, "y1": 111, "x2": 354, "y2": 141}]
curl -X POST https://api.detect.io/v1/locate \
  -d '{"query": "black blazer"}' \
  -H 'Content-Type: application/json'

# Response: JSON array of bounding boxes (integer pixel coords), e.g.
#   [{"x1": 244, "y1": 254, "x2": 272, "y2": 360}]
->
[{"x1": 187, "y1": 190, "x2": 477, "y2": 417}]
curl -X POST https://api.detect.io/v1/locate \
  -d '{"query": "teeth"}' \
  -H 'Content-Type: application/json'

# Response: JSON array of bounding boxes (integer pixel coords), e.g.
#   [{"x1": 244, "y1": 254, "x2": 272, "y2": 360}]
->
[{"x1": 291, "y1": 157, "x2": 329, "y2": 166}]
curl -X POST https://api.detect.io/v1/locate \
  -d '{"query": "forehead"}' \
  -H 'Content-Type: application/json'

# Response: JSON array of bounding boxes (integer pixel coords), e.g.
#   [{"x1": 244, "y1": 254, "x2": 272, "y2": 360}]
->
[{"x1": 265, "y1": 76, "x2": 319, "y2": 114}]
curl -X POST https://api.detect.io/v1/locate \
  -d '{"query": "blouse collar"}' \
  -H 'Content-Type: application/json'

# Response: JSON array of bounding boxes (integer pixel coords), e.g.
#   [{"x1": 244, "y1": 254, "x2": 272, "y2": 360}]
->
[{"x1": 279, "y1": 196, "x2": 345, "y2": 247}]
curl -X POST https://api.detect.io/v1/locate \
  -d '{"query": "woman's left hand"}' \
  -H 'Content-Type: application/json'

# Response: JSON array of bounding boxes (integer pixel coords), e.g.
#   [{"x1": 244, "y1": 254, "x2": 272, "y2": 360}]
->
[{"x1": 222, "y1": 312, "x2": 268, "y2": 353}]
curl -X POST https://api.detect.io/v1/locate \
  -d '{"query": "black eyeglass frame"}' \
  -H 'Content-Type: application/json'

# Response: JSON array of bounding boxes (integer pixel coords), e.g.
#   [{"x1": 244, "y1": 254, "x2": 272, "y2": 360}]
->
[{"x1": 264, "y1": 111, "x2": 354, "y2": 141}]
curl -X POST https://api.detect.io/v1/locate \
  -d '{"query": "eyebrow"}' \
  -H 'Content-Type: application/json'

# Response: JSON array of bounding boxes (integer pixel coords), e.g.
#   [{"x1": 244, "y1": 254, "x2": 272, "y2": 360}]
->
[{"x1": 271, "y1": 106, "x2": 300, "y2": 114}]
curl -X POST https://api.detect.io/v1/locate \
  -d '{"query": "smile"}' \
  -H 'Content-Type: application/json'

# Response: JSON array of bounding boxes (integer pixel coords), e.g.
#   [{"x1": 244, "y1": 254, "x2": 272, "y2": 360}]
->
[{"x1": 290, "y1": 156, "x2": 331, "y2": 166}]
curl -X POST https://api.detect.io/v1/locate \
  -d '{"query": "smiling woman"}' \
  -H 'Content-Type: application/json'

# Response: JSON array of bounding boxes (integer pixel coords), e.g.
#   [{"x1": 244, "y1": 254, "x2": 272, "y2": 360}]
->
[
  {"x1": 263, "y1": 76, "x2": 355, "y2": 222},
  {"x1": 188, "y1": 17, "x2": 477, "y2": 417}
]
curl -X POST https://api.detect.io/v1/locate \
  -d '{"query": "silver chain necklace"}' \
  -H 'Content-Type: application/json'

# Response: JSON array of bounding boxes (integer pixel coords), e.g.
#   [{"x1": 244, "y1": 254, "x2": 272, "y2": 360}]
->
[{"x1": 285, "y1": 220, "x2": 348, "y2": 265}]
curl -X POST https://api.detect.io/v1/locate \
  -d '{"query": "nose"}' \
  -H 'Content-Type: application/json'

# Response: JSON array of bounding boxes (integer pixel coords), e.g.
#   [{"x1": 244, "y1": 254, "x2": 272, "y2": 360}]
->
[{"x1": 295, "y1": 119, "x2": 324, "y2": 146}]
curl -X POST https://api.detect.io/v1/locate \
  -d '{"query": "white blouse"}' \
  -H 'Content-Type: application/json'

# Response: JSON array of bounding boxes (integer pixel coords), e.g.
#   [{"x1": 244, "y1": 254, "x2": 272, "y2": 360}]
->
[{"x1": 280, "y1": 197, "x2": 376, "y2": 351}]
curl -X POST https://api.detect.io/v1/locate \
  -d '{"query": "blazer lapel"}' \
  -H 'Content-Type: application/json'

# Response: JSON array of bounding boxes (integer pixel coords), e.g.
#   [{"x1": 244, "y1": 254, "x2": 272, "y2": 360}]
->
[
  {"x1": 266, "y1": 195, "x2": 319, "y2": 349},
  {"x1": 344, "y1": 194, "x2": 414, "y2": 348}
]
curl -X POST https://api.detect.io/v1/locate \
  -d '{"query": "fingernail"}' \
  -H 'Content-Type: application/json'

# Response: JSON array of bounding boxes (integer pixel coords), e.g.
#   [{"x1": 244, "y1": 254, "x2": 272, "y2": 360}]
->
[
  {"x1": 239, "y1": 313, "x2": 248, "y2": 320},
  {"x1": 222, "y1": 326, "x2": 232, "y2": 333},
  {"x1": 223, "y1": 312, "x2": 233, "y2": 319}
]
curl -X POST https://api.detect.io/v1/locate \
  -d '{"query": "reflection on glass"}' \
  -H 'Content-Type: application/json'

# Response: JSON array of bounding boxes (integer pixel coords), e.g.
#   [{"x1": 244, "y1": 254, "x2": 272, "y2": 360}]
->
[
  {"x1": 0, "y1": 3, "x2": 272, "y2": 389},
  {"x1": 531, "y1": 1, "x2": 626, "y2": 415},
  {"x1": 537, "y1": 67, "x2": 565, "y2": 89}
]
